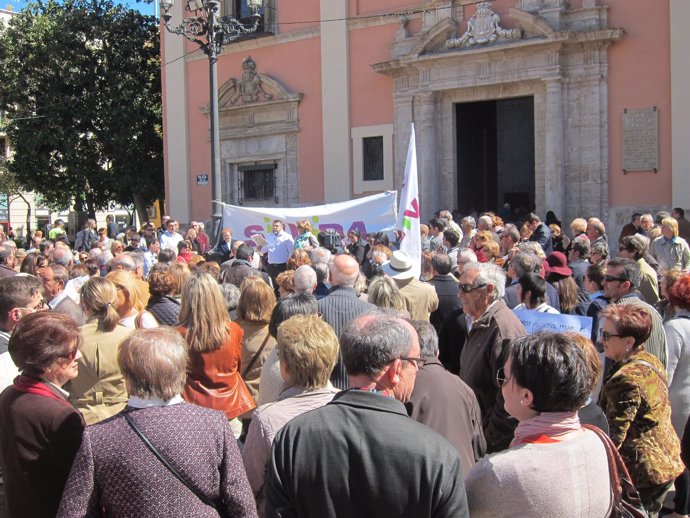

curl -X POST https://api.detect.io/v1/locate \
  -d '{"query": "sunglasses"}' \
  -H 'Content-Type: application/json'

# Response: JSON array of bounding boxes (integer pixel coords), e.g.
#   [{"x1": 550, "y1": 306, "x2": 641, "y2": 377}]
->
[
  {"x1": 61, "y1": 347, "x2": 79, "y2": 361},
  {"x1": 603, "y1": 275, "x2": 627, "y2": 283},
  {"x1": 600, "y1": 330, "x2": 625, "y2": 342},
  {"x1": 459, "y1": 283, "x2": 487, "y2": 294},
  {"x1": 496, "y1": 366, "x2": 511, "y2": 388}
]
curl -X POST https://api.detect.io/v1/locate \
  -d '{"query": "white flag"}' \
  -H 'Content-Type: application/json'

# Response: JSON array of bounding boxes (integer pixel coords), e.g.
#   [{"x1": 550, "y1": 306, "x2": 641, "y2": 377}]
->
[{"x1": 396, "y1": 123, "x2": 422, "y2": 278}]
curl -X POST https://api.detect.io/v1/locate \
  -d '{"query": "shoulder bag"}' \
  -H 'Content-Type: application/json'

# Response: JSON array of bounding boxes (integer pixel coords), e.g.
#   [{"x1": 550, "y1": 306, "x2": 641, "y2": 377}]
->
[
  {"x1": 582, "y1": 424, "x2": 649, "y2": 518},
  {"x1": 124, "y1": 412, "x2": 228, "y2": 517},
  {"x1": 241, "y1": 332, "x2": 271, "y2": 379}
]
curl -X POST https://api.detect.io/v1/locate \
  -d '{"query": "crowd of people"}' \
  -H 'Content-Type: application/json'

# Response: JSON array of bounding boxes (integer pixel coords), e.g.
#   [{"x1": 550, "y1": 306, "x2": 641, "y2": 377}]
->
[{"x1": 0, "y1": 206, "x2": 689, "y2": 517}]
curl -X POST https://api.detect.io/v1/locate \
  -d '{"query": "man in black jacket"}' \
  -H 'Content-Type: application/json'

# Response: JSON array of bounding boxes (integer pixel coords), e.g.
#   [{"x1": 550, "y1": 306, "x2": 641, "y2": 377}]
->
[{"x1": 266, "y1": 312, "x2": 469, "y2": 518}]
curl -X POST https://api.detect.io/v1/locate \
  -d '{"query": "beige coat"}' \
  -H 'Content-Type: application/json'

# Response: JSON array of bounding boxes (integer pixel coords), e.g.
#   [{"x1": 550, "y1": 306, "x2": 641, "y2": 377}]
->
[
  {"x1": 66, "y1": 320, "x2": 132, "y2": 425},
  {"x1": 394, "y1": 277, "x2": 439, "y2": 321},
  {"x1": 235, "y1": 319, "x2": 277, "y2": 401}
]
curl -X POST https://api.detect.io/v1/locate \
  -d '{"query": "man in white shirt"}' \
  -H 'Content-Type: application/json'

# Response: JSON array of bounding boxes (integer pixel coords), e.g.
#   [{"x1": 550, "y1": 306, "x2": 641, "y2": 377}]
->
[
  {"x1": 262, "y1": 220, "x2": 294, "y2": 287},
  {"x1": 159, "y1": 219, "x2": 183, "y2": 252}
]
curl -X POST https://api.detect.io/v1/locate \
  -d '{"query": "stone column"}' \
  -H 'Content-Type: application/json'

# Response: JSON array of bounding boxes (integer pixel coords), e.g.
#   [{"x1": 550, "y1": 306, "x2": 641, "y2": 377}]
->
[
  {"x1": 543, "y1": 78, "x2": 565, "y2": 219},
  {"x1": 418, "y1": 92, "x2": 439, "y2": 221}
]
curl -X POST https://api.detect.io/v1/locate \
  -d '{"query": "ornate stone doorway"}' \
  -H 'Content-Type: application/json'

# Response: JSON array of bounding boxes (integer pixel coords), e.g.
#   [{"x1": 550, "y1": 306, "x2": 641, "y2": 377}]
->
[{"x1": 456, "y1": 96, "x2": 535, "y2": 216}]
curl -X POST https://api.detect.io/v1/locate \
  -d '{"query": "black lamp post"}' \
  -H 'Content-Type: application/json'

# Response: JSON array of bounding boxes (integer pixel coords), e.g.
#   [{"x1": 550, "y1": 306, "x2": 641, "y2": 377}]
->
[{"x1": 159, "y1": 0, "x2": 261, "y2": 246}]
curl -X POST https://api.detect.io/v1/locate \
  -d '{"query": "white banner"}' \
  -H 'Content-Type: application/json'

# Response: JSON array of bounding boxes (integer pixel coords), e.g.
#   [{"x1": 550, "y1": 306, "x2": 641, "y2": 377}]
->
[
  {"x1": 396, "y1": 123, "x2": 421, "y2": 277},
  {"x1": 513, "y1": 310, "x2": 593, "y2": 338},
  {"x1": 221, "y1": 191, "x2": 398, "y2": 244}
]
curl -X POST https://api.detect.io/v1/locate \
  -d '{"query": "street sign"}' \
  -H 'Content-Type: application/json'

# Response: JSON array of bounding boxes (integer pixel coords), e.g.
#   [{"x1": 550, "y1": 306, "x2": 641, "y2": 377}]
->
[{"x1": 196, "y1": 174, "x2": 209, "y2": 186}]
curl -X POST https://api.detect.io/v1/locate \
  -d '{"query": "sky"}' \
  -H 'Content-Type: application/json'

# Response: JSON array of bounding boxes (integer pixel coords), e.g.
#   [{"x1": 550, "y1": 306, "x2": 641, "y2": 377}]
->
[{"x1": 2, "y1": 0, "x2": 158, "y2": 16}]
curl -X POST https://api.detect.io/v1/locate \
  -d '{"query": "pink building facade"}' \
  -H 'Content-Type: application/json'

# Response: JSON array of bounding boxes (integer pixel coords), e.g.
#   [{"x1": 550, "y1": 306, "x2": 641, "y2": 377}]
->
[{"x1": 161, "y1": 0, "x2": 690, "y2": 240}]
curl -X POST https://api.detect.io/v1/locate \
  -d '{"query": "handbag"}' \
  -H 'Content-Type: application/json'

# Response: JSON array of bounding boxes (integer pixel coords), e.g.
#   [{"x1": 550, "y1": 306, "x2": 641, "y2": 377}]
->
[
  {"x1": 124, "y1": 412, "x2": 228, "y2": 517},
  {"x1": 583, "y1": 424, "x2": 649, "y2": 518}
]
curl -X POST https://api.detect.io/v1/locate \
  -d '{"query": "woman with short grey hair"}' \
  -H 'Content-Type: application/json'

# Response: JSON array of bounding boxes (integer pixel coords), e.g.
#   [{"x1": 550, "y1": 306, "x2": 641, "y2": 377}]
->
[{"x1": 57, "y1": 327, "x2": 258, "y2": 518}]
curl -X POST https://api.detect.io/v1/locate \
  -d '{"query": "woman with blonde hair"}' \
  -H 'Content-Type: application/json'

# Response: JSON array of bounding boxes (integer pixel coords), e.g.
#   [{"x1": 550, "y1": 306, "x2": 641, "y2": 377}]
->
[
  {"x1": 367, "y1": 276, "x2": 404, "y2": 311},
  {"x1": 168, "y1": 261, "x2": 191, "y2": 297},
  {"x1": 235, "y1": 280, "x2": 277, "y2": 437},
  {"x1": 286, "y1": 248, "x2": 312, "y2": 270},
  {"x1": 66, "y1": 277, "x2": 132, "y2": 425},
  {"x1": 275, "y1": 269, "x2": 295, "y2": 298},
  {"x1": 294, "y1": 220, "x2": 318, "y2": 251},
  {"x1": 106, "y1": 270, "x2": 158, "y2": 329},
  {"x1": 651, "y1": 217, "x2": 690, "y2": 272},
  {"x1": 177, "y1": 272, "x2": 254, "y2": 437}
]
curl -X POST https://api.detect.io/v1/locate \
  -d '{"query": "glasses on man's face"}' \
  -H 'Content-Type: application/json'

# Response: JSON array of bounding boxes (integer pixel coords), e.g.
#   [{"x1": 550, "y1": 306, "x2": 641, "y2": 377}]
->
[
  {"x1": 17, "y1": 298, "x2": 48, "y2": 313},
  {"x1": 496, "y1": 366, "x2": 511, "y2": 388},
  {"x1": 60, "y1": 347, "x2": 79, "y2": 362},
  {"x1": 604, "y1": 275, "x2": 627, "y2": 283},
  {"x1": 600, "y1": 330, "x2": 625, "y2": 342},
  {"x1": 459, "y1": 283, "x2": 487, "y2": 294},
  {"x1": 399, "y1": 356, "x2": 426, "y2": 368}
]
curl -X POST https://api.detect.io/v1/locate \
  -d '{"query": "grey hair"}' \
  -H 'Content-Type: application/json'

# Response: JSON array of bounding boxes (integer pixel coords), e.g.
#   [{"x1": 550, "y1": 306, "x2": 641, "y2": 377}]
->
[
  {"x1": 457, "y1": 248, "x2": 478, "y2": 265},
  {"x1": 293, "y1": 265, "x2": 317, "y2": 294},
  {"x1": 341, "y1": 311, "x2": 414, "y2": 377},
  {"x1": 98, "y1": 251, "x2": 114, "y2": 267},
  {"x1": 410, "y1": 320, "x2": 439, "y2": 358},
  {"x1": 511, "y1": 251, "x2": 539, "y2": 278},
  {"x1": 591, "y1": 241, "x2": 609, "y2": 259},
  {"x1": 111, "y1": 254, "x2": 134, "y2": 271},
  {"x1": 501, "y1": 224, "x2": 520, "y2": 244},
  {"x1": 461, "y1": 216, "x2": 476, "y2": 229},
  {"x1": 371, "y1": 250, "x2": 388, "y2": 263},
  {"x1": 311, "y1": 247, "x2": 332, "y2": 266},
  {"x1": 127, "y1": 251, "x2": 145, "y2": 271},
  {"x1": 118, "y1": 327, "x2": 189, "y2": 402},
  {"x1": 313, "y1": 262, "x2": 329, "y2": 284},
  {"x1": 517, "y1": 241, "x2": 545, "y2": 259},
  {"x1": 478, "y1": 215, "x2": 493, "y2": 229},
  {"x1": 0, "y1": 246, "x2": 13, "y2": 265},
  {"x1": 218, "y1": 283, "x2": 241, "y2": 311},
  {"x1": 464, "y1": 262, "x2": 506, "y2": 300},
  {"x1": 52, "y1": 246, "x2": 72, "y2": 267}
]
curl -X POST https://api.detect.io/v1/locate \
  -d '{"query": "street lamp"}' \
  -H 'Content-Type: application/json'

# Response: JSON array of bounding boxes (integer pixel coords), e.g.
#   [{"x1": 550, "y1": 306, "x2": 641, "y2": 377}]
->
[{"x1": 159, "y1": 0, "x2": 262, "y2": 248}]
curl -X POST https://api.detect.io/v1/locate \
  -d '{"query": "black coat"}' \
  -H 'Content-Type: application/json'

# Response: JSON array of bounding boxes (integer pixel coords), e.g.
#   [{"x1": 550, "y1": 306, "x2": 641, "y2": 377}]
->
[
  {"x1": 266, "y1": 390, "x2": 469, "y2": 518},
  {"x1": 428, "y1": 275, "x2": 461, "y2": 332},
  {"x1": 0, "y1": 381, "x2": 85, "y2": 518},
  {"x1": 529, "y1": 223, "x2": 553, "y2": 255},
  {"x1": 146, "y1": 295, "x2": 180, "y2": 326}
]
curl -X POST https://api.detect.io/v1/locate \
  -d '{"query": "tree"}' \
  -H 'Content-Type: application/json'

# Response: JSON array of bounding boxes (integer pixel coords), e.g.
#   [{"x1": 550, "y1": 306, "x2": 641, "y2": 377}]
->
[
  {"x1": 0, "y1": 0, "x2": 163, "y2": 222},
  {"x1": 0, "y1": 159, "x2": 33, "y2": 239}
]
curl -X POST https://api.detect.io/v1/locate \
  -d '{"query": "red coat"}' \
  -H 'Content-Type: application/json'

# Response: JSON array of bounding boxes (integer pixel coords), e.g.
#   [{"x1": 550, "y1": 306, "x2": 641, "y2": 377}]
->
[{"x1": 178, "y1": 321, "x2": 255, "y2": 419}]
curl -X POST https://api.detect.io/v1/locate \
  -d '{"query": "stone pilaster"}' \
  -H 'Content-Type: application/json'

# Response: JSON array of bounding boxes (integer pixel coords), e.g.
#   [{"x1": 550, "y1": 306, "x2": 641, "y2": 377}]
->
[{"x1": 543, "y1": 78, "x2": 565, "y2": 218}]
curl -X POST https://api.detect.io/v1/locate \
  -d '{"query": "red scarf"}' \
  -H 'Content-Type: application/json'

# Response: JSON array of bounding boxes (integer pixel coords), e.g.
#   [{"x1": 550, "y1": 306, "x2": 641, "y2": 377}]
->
[
  {"x1": 12, "y1": 376, "x2": 72, "y2": 407},
  {"x1": 511, "y1": 411, "x2": 581, "y2": 447}
]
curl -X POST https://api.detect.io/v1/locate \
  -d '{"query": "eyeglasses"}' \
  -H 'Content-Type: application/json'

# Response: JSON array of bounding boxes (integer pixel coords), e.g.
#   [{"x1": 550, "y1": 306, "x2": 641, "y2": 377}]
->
[
  {"x1": 60, "y1": 347, "x2": 79, "y2": 361},
  {"x1": 16, "y1": 299, "x2": 48, "y2": 313},
  {"x1": 459, "y1": 283, "x2": 487, "y2": 293},
  {"x1": 604, "y1": 275, "x2": 627, "y2": 283},
  {"x1": 496, "y1": 366, "x2": 511, "y2": 388},
  {"x1": 399, "y1": 356, "x2": 426, "y2": 368},
  {"x1": 600, "y1": 330, "x2": 625, "y2": 342}
]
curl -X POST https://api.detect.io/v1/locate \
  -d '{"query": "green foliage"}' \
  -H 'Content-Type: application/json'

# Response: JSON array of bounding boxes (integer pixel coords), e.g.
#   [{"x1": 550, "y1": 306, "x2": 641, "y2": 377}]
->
[{"x1": 0, "y1": 0, "x2": 163, "y2": 217}]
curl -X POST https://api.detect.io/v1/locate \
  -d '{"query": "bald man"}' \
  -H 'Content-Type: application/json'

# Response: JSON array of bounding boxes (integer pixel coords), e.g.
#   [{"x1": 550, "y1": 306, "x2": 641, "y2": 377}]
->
[{"x1": 318, "y1": 254, "x2": 375, "y2": 389}]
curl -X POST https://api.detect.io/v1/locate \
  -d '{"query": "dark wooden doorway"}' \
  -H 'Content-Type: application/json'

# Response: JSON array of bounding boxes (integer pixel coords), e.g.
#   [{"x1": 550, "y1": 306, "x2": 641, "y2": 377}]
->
[{"x1": 456, "y1": 96, "x2": 535, "y2": 218}]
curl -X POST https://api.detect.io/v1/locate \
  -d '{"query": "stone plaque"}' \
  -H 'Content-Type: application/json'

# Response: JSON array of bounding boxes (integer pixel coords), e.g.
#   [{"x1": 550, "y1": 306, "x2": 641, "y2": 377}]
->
[{"x1": 622, "y1": 107, "x2": 658, "y2": 172}]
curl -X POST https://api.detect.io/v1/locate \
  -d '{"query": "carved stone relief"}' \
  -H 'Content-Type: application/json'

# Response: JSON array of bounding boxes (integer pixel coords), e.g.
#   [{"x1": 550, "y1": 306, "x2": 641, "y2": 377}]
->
[
  {"x1": 210, "y1": 57, "x2": 303, "y2": 206},
  {"x1": 446, "y1": 2, "x2": 521, "y2": 48}
]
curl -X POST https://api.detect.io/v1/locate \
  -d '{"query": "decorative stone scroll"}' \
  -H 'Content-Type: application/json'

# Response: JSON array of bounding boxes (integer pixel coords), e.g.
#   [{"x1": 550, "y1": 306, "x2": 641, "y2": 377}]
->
[
  {"x1": 622, "y1": 107, "x2": 658, "y2": 173},
  {"x1": 446, "y1": 2, "x2": 521, "y2": 48},
  {"x1": 225, "y1": 56, "x2": 273, "y2": 105}
]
